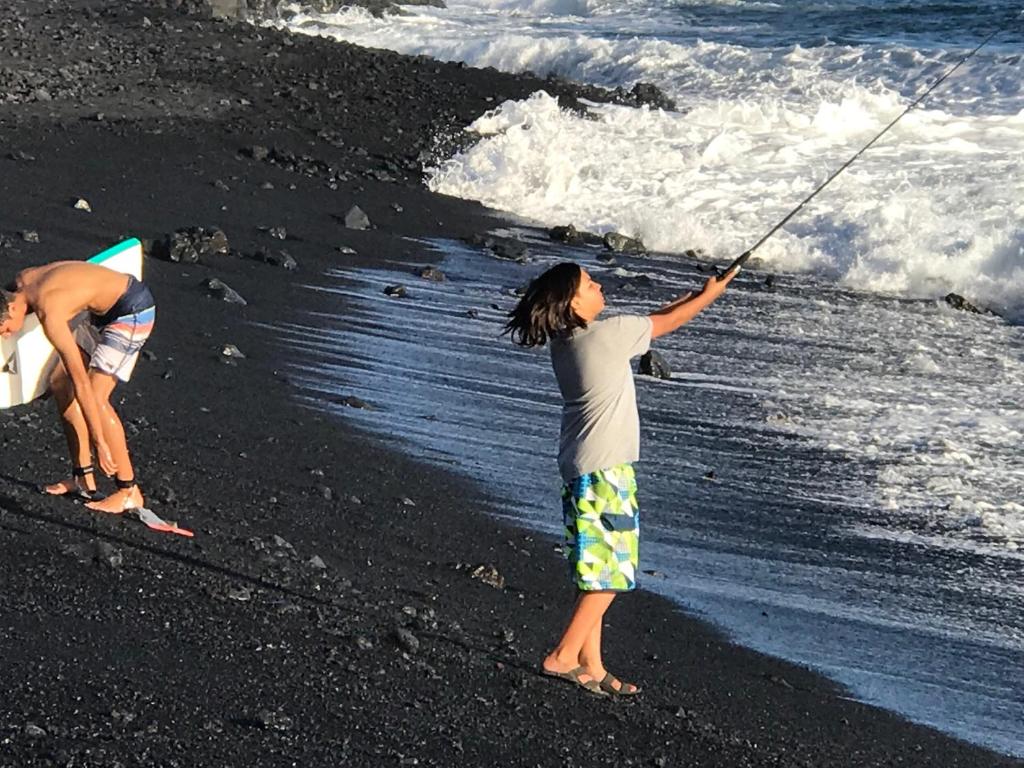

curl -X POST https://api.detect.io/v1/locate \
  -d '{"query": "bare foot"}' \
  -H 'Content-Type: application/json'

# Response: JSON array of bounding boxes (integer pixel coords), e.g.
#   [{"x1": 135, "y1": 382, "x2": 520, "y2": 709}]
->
[
  {"x1": 541, "y1": 653, "x2": 601, "y2": 688},
  {"x1": 85, "y1": 485, "x2": 144, "y2": 514},
  {"x1": 43, "y1": 477, "x2": 97, "y2": 498}
]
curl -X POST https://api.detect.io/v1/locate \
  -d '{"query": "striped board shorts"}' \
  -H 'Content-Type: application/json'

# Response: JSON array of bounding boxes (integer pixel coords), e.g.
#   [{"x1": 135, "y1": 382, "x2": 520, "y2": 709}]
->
[
  {"x1": 76, "y1": 306, "x2": 156, "y2": 383},
  {"x1": 561, "y1": 463, "x2": 640, "y2": 592}
]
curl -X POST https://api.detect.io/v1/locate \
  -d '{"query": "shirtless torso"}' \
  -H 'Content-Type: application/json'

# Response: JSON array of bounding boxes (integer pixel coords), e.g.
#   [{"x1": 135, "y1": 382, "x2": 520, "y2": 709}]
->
[{"x1": 15, "y1": 261, "x2": 132, "y2": 324}]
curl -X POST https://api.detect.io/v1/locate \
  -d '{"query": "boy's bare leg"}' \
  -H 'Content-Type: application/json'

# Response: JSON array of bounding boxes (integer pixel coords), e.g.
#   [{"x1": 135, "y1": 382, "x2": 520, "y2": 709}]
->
[
  {"x1": 43, "y1": 358, "x2": 97, "y2": 496},
  {"x1": 83, "y1": 370, "x2": 144, "y2": 513},
  {"x1": 542, "y1": 591, "x2": 615, "y2": 684},
  {"x1": 578, "y1": 611, "x2": 639, "y2": 693}
]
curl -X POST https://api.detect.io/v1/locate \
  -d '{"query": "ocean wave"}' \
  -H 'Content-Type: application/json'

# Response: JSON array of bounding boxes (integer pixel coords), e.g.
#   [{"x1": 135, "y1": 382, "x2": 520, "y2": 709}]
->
[
  {"x1": 426, "y1": 90, "x2": 1024, "y2": 317},
  {"x1": 275, "y1": 1, "x2": 1021, "y2": 107},
  {"x1": 456, "y1": 0, "x2": 596, "y2": 16}
]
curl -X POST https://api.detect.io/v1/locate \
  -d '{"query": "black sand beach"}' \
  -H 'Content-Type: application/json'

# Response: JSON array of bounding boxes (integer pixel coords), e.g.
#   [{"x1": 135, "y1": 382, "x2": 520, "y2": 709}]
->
[{"x1": 1, "y1": 2, "x2": 1020, "y2": 766}]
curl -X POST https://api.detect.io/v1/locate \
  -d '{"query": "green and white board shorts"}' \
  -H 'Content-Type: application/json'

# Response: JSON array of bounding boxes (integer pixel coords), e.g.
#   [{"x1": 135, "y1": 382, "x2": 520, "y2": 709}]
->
[{"x1": 561, "y1": 463, "x2": 639, "y2": 592}]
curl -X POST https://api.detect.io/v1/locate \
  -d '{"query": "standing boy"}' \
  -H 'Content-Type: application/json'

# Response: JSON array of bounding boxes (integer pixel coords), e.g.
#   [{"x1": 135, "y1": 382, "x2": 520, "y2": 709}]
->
[{"x1": 505, "y1": 262, "x2": 734, "y2": 695}]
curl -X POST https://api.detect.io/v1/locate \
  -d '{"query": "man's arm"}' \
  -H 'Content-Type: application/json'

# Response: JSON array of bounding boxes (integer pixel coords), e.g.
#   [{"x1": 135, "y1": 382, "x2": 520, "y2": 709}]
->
[
  {"x1": 649, "y1": 270, "x2": 736, "y2": 339},
  {"x1": 40, "y1": 314, "x2": 116, "y2": 474}
]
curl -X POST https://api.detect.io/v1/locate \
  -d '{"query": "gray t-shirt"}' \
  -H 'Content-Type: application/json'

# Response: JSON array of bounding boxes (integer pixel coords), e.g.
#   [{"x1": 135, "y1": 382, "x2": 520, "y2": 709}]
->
[{"x1": 550, "y1": 314, "x2": 653, "y2": 481}]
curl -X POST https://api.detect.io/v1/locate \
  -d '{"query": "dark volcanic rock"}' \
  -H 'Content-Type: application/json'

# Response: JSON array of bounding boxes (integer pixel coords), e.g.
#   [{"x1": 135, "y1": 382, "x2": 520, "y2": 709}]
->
[
  {"x1": 602, "y1": 269, "x2": 653, "y2": 296},
  {"x1": 254, "y1": 248, "x2": 298, "y2": 270},
  {"x1": 620, "y1": 82, "x2": 676, "y2": 111},
  {"x1": 207, "y1": 0, "x2": 244, "y2": 19},
  {"x1": 944, "y1": 292, "x2": 993, "y2": 315},
  {"x1": 308, "y1": 554, "x2": 327, "y2": 570},
  {"x1": 202, "y1": 278, "x2": 247, "y2": 305},
  {"x1": 344, "y1": 205, "x2": 371, "y2": 230},
  {"x1": 548, "y1": 224, "x2": 603, "y2": 247},
  {"x1": 416, "y1": 265, "x2": 445, "y2": 282},
  {"x1": 94, "y1": 541, "x2": 123, "y2": 569},
  {"x1": 604, "y1": 231, "x2": 647, "y2": 254},
  {"x1": 197, "y1": 0, "x2": 447, "y2": 21},
  {"x1": 334, "y1": 395, "x2": 373, "y2": 410},
  {"x1": 153, "y1": 227, "x2": 230, "y2": 264},
  {"x1": 468, "y1": 234, "x2": 528, "y2": 263},
  {"x1": 549, "y1": 224, "x2": 581, "y2": 244},
  {"x1": 243, "y1": 144, "x2": 353, "y2": 185},
  {"x1": 469, "y1": 563, "x2": 505, "y2": 589},
  {"x1": 638, "y1": 350, "x2": 672, "y2": 379},
  {"x1": 392, "y1": 627, "x2": 420, "y2": 654},
  {"x1": 490, "y1": 239, "x2": 527, "y2": 262}
]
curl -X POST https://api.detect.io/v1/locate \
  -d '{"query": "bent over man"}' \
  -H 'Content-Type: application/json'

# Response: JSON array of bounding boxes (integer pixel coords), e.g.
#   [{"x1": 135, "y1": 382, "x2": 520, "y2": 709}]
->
[{"x1": 1, "y1": 261, "x2": 156, "y2": 513}]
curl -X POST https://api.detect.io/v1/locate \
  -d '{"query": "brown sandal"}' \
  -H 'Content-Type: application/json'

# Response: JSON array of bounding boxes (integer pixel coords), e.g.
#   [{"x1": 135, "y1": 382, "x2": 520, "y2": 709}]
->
[
  {"x1": 598, "y1": 673, "x2": 641, "y2": 696},
  {"x1": 541, "y1": 665, "x2": 608, "y2": 696}
]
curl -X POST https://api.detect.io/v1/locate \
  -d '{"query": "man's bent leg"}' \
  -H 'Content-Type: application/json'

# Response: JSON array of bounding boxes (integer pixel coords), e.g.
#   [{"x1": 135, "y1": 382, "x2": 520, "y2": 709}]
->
[
  {"x1": 83, "y1": 369, "x2": 144, "y2": 513},
  {"x1": 43, "y1": 356, "x2": 97, "y2": 496}
]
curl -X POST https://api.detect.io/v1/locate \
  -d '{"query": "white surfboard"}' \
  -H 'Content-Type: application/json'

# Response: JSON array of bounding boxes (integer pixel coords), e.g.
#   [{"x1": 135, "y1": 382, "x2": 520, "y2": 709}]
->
[{"x1": 0, "y1": 238, "x2": 144, "y2": 409}]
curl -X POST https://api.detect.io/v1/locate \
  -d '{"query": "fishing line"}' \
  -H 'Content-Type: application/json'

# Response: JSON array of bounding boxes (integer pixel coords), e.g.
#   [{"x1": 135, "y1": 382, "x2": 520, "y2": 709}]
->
[{"x1": 720, "y1": 22, "x2": 1010, "y2": 278}]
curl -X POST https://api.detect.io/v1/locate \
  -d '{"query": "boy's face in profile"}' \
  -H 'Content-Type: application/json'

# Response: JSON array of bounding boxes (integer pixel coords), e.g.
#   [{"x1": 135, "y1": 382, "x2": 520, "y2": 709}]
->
[
  {"x1": 571, "y1": 269, "x2": 605, "y2": 322},
  {"x1": 0, "y1": 301, "x2": 27, "y2": 337}
]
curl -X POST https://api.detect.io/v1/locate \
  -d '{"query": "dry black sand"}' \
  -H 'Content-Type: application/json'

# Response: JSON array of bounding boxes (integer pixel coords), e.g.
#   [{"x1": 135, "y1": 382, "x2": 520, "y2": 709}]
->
[{"x1": 1, "y1": 2, "x2": 1020, "y2": 766}]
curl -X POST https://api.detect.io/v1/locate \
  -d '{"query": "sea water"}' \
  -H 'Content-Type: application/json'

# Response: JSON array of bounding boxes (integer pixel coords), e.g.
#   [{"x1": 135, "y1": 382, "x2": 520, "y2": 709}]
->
[
  {"x1": 270, "y1": 0, "x2": 1024, "y2": 756},
  {"x1": 275, "y1": 0, "x2": 1024, "y2": 318}
]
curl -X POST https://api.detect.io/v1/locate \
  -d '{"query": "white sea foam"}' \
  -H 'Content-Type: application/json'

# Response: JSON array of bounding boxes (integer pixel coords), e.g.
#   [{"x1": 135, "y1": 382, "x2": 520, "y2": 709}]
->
[
  {"x1": 465, "y1": 0, "x2": 595, "y2": 16},
  {"x1": 757, "y1": 292, "x2": 1024, "y2": 553},
  {"x1": 425, "y1": 91, "x2": 1024, "y2": 317}
]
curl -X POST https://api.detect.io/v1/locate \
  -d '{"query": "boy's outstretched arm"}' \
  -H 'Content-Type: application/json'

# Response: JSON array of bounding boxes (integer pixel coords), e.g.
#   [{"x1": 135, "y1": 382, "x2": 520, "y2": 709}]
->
[{"x1": 649, "y1": 269, "x2": 736, "y2": 339}]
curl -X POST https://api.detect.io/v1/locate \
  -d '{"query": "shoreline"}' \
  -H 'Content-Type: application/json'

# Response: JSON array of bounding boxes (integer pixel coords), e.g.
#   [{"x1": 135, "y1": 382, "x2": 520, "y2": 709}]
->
[
  {"x1": 279, "y1": 226, "x2": 1024, "y2": 759},
  {"x1": 1, "y1": 2, "x2": 1021, "y2": 765}
]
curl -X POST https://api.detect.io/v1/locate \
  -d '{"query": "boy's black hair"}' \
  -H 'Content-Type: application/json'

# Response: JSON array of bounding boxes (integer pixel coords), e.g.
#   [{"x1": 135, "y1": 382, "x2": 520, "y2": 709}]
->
[
  {"x1": 0, "y1": 284, "x2": 15, "y2": 323},
  {"x1": 503, "y1": 262, "x2": 586, "y2": 348}
]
